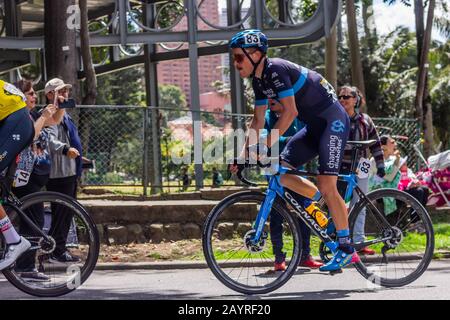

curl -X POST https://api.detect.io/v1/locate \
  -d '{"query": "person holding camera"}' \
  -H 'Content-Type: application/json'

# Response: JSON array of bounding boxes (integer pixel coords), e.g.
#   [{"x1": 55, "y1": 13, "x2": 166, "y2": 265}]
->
[{"x1": 45, "y1": 78, "x2": 83, "y2": 264}]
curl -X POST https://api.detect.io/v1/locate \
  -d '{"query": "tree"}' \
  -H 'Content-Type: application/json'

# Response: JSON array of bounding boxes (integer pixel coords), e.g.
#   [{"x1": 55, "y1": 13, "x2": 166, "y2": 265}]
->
[
  {"x1": 383, "y1": 0, "x2": 442, "y2": 156},
  {"x1": 79, "y1": 0, "x2": 97, "y2": 105},
  {"x1": 78, "y1": 0, "x2": 98, "y2": 157},
  {"x1": 325, "y1": 26, "x2": 338, "y2": 89},
  {"x1": 345, "y1": 0, "x2": 367, "y2": 111},
  {"x1": 44, "y1": 0, "x2": 78, "y2": 99},
  {"x1": 415, "y1": 0, "x2": 436, "y2": 156},
  {"x1": 158, "y1": 84, "x2": 188, "y2": 122}
]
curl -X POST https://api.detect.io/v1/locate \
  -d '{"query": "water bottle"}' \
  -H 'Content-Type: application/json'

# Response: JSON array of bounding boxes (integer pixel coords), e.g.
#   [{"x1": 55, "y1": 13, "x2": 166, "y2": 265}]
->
[{"x1": 305, "y1": 202, "x2": 329, "y2": 228}]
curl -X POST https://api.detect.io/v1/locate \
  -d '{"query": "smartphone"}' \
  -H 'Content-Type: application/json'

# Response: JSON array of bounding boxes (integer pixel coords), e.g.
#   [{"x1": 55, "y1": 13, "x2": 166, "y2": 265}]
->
[{"x1": 59, "y1": 98, "x2": 76, "y2": 109}]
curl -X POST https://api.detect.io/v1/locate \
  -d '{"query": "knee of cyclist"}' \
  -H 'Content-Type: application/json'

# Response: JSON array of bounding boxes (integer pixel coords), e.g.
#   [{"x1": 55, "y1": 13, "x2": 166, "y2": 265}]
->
[{"x1": 318, "y1": 184, "x2": 338, "y2": 198}]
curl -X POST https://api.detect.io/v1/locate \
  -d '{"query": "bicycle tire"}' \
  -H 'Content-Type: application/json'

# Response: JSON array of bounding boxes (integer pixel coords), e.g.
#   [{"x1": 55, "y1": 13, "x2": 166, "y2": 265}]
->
[
  {"x1": 349, "y1": 188, "x2": 434, "y2": 287},
  {"x1": 2, "y1": 191, "x2": 99, "y2": 297},
  {"x1": 202, "y1": 190, "x2": 302, "y2": 294}
]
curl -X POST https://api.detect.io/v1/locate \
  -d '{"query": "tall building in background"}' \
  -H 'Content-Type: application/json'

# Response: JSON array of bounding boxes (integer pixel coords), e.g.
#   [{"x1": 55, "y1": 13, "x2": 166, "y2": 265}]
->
[{"x1": 157, "y1": 0, "x2": 222, "y2": 106}]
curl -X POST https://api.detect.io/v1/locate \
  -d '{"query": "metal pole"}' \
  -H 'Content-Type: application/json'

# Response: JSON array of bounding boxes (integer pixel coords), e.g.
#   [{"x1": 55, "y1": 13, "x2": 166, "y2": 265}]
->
[
  {"x1": 118, "y1": 0, "x2": 127, "y2": 46},
  {"x1": 143, "y1": 107, "x2": 149, "y2": 196},
  {"x1": 144, "y1": 2, "x2": 163, "y2": 194},
  {"x1": 4, "y1": 0, "x2": 21, "y2": 83},
  {"x1": 227, "y1": 0, "x2": 246, "y2": 131},
  {"x1": 253, "y1": 0, "x2": 263, "y2": 30},
  {"x1": 186, "y1": 0, "x2": 204, "y2": 189}
]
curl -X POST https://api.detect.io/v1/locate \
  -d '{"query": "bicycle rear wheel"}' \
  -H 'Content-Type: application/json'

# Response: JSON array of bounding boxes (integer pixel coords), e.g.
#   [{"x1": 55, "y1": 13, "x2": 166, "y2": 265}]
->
[
  {"x1": 349, "y1": 188, "x2": 434, "y2": 287},
  {"x1": 2, "y1": 191, "x2": 99, "y2": 297},
  {"x1": 202, "y1": 191, "x2": 302, "y2": 294}
]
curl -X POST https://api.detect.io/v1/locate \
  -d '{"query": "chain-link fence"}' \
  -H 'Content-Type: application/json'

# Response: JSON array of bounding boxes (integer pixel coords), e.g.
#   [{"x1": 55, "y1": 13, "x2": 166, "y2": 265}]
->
[
  {"x1": 67, "y1": 106, "x2": 421, "y2": 194},
  {"x1": 372, "y1": 118, "x2": 422, "y2": 171}
]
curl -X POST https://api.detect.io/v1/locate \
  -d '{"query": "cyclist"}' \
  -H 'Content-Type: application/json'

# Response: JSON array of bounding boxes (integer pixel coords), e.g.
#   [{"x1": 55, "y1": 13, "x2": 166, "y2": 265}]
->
[
  {"x1": 0, "y1": 79, "x2": 34, "y2": 270},
  {"x1": 264, "y1": 99, "x2": 323, "y2": 271},
  {"x1": 229, "y1": 29, "x2": 357, "y2": 272}
]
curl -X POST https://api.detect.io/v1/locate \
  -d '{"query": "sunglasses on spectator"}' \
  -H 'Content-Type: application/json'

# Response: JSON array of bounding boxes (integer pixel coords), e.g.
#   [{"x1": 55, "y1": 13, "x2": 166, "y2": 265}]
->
[
  {"x1": 338, "y1": 95, "x2": 355, "y2": 100},
  {"x1": 25, "y1": 90, "x2": 37, "y2": 97}
]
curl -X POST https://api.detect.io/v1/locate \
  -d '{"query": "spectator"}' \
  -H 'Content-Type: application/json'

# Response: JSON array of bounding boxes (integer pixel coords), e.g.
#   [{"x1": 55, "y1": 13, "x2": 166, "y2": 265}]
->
[
  {"x1": 369, "y1": 135, "x2": 405, "y2": 215},
  {"x1": 45, "y1": 78, "x2": 82, "y2": 263},
  {"x1": 264, "y1": 99, "x2": 323, "y2": 271},
  {"x1": 398, "y1": 157, "x2": 430, "y2": 207},
  {"x1": 212, "y1": 167, "x2": 223, "y2": 188},
  {"x1": 12, "y1": 79, "x2": 65, "y2": 281},
  {"x1": 180, "y1": 167, "x2": 190, "y2": 191},
  {"x1": 338, "y1": 85, "x2": 384, "y2": 256}
]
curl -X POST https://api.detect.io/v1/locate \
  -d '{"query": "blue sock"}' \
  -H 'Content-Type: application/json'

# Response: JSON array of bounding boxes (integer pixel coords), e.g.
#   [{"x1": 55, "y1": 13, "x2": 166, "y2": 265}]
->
[
  {"x1": 311, "y1": 191, "x2": 321, "y2": 201},
  {"x1": 336, "y1": 229, "x2": 354, "y2": 254},
  {"x1": 293, "y1": 191, "x2": 321, "y2": 208}
]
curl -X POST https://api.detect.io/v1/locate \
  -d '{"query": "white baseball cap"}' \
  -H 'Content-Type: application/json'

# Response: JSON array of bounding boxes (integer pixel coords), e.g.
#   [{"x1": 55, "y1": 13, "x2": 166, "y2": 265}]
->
[{"x1": 44, "y1": 78, "x2": 72, "y2": 94}]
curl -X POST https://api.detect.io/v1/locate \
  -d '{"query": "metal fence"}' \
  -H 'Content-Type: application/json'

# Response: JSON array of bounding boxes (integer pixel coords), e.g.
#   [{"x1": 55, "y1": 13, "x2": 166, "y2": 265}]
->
[{"x1": 67, "y1": 106, "x2": 421, "y2": 194}]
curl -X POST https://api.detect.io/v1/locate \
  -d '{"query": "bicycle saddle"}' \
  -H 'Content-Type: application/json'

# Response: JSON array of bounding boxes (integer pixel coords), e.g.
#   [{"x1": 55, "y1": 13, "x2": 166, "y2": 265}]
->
[{"x1": 346, "y1": 140, "x2": 377, "y2": 149}]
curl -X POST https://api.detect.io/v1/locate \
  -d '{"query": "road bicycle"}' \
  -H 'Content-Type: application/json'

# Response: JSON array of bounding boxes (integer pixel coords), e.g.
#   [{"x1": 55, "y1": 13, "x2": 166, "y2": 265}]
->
[
  {"x1": 0, "y1": 163, "x2": 99, "y2": 297},
  {"x1": 202, "y1": 140, "x2": 434, "y2": 294}
]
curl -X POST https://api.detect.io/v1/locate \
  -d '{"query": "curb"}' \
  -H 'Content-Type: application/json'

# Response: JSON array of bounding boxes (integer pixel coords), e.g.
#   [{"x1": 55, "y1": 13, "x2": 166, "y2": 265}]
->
[{"x1": 94, "y1": 252, "x2": 450, "y2": 271}]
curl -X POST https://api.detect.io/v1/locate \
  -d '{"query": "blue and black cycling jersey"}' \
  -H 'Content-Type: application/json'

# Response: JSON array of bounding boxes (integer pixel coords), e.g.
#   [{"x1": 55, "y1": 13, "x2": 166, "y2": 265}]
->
[
  {"x1": 252, "y1": 58, "x2": 339, "y2": 120},
  {"x1": 252, "y1": 57, "x2": 350, "y2": 175}
]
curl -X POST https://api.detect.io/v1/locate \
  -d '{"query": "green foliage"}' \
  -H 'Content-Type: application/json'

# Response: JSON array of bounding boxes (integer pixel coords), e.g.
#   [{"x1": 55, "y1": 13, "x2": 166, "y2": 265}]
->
[
  {"x1": 158, "y1": 84, "x2": 187, "y2": 121},
  {"x1": 429, "y1": 42, "x2": 450, "y2": 149}
]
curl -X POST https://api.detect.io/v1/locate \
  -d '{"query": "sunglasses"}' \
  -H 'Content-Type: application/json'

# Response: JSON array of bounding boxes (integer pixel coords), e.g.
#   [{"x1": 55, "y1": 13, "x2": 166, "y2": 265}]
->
[
  {"x1": 26, "y1": 91, "x2": 37, "y2": 97},
  {"x1": 232, "y1": 53, "x2": 246, "y2": 64},
  {"x1": 338, "y1": 95, "x2": 355, "y2": 100}
]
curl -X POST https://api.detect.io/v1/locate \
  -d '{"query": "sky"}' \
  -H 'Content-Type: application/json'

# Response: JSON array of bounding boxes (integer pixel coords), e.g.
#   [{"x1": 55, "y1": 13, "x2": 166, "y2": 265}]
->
[
  {"x1": 372, "y1": 0, "x2": 446, "y2": 42},
  {"x1": 216, "y1": 0, "x2": 446, "y2": 42}
]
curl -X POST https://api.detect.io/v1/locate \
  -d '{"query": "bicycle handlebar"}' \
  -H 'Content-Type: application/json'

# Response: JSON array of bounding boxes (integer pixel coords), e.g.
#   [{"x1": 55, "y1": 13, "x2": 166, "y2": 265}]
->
[{"x1": 231, "y1": 159, "x2": 260, "y2": 187}]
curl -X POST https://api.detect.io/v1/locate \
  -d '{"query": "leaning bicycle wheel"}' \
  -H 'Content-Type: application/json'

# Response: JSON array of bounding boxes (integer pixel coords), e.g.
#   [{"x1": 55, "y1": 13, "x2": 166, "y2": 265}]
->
[
  {"x1": 349, "y1": 188, "x2": 434, "y2": 287},
  {"x1": 2, "y1": 191, "x2": 99, "y2": 297},
  {"x1": 202, "y1": 191, "x2": 302, "y2": 294}
]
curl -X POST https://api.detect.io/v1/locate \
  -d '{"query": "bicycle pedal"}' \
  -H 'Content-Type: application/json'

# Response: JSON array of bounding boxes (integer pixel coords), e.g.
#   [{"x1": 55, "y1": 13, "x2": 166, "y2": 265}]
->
[{"x1": 329, "y1": 269, "x2": 343, "y2": 275}]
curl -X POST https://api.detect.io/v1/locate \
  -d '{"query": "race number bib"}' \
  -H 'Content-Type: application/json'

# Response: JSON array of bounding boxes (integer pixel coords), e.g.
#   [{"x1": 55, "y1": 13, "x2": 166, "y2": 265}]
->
[
  {"x1": 13, "y1": 169, "x2": 31, "y2": 187},
  {"x1": 244, "y1": 33, "x2": 261, "y2": 45},
  {"x1": 357, "y1": 158, "x2": 371, "y2": 179}
]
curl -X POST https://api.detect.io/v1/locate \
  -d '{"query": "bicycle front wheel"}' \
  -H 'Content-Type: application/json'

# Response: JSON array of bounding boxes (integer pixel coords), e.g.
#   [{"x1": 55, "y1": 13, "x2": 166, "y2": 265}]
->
[
  {"x1": 349, "y1": 188, "x2": 434, "y2": 287},
  {"x1": 2, "y1": 191, "x2": 99, "y2": 297},
  {"x1": 202, "y1": 191, "x2": 302, "y2": 295}
]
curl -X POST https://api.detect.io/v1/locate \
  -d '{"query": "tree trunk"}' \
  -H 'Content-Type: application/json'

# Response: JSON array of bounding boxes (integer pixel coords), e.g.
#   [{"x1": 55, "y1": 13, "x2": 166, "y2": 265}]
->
[
  {"x1": 415, "y1": 0, "x2": 436, "y2": 157},
  {"x1": 325, "y1": 26, "x2": 337, "y2": 90},
  {"x1": 44, "y1": 0, "x2": 79, "y2": 101},
  {"x1": 362, "y1": 0, "x2": 377, "y2": 54},
  {"x1": 345, "y1": 0, "x2": 366, "y2": 112},
  {"x1": 80, "y1": 0, "x2": 97, "y2": 105},
  {"x1": 78, "y1": 0, "x2": 98, "y2": 160},
  {"x1": 414, "y1": 0, "x2": 425, "y2": 66}
]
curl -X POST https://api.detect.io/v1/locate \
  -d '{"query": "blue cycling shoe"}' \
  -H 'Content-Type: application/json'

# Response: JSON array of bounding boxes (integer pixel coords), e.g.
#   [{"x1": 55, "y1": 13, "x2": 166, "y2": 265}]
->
[{"x1": 319, "y1": 248, "x2": 359, "y2": 272}]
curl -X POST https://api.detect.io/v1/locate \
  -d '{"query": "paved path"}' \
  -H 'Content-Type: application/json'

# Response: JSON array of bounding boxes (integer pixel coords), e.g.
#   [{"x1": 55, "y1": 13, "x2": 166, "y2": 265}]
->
[{"x1": 1, "y1": 259, "x2": 449, "y2": 300}]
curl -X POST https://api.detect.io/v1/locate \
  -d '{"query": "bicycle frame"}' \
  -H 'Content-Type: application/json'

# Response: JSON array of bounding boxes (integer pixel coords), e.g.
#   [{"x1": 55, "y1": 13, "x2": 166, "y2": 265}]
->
[
  {"x1": 250, "y1": 166, "x2": 396, "y2": 254},
  {"x1": 1, "y1": 172, "x2": 53, "y2": 246},
  {"x1": 3, "y1": 192, "x2": 54, "y2": 245}
]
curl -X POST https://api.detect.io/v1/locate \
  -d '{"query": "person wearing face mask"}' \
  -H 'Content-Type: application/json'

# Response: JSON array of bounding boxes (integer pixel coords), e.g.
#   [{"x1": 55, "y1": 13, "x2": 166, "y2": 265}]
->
[{"x1": 337, "y1": 86, "x2": 384, "y2": 255}]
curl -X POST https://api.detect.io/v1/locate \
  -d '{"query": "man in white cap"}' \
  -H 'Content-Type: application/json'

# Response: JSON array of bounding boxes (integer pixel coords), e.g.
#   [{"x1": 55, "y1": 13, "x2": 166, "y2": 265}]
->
[
  {"x1": 44, "y1": 78, "x2": 72, "y2": 107},
  {"x1": 44, "y1": 78, "x2": 82, "y2": 263}
]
